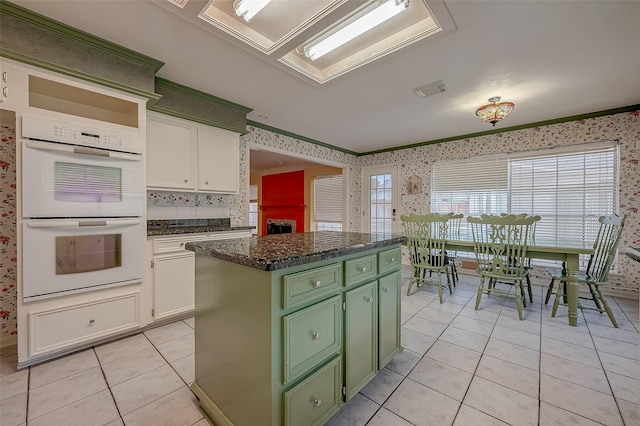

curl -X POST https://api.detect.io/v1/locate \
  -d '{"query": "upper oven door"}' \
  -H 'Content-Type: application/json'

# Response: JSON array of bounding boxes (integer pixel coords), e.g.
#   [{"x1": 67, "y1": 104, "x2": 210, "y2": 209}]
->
[{"x1": 22, "y1": 140, "x2": 144, "y2": 218}]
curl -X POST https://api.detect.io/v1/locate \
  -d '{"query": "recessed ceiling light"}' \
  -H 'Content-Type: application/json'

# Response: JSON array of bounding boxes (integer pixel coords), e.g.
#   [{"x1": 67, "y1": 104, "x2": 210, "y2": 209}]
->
[{"x1": 414, "y1": 80, "x2": 447, "y2": 98}]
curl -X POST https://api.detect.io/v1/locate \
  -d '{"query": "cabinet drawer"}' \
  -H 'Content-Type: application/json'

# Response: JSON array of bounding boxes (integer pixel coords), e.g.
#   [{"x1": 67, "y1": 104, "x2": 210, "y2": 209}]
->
[
  {"x1": 29, "y1": 292, "x2": 140, "y2": 357},
  {"x1": 283, "y1": 263, "x2": 342, "y2": 309},
  {"x1": 152, "y1": 235, "x2": 207, "y2": 253},
  {"x1": 283, "y1": 356, "x2": 342, "y2": 426},
  {"x1": 344, "y1": 254, "x2": 377, "y2": 285},
  {"x1": 283, "y1": 296, "x2": 341, "y2": 384},
  {"x1": 378, "y1": 247, "x2": 401, "y2": 274}
]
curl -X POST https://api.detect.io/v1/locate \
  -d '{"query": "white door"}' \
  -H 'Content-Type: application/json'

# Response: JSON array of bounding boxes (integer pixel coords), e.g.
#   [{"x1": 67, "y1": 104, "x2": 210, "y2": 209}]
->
[{"x1": 362, "y1": 165, "x2": 399, "y2": 235}]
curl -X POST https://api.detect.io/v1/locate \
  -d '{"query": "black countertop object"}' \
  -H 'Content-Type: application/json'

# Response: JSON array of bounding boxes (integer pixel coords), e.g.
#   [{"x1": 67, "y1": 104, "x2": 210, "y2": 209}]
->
[{"x1": 185, "y1": 231, "x2": 406, "y2": 271}]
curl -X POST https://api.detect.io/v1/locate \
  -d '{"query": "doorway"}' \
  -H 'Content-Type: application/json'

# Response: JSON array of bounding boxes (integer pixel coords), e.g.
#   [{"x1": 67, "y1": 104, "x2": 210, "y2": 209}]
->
[{"x1": 362, "y1": 164, "x2": 399, "y2": 235}]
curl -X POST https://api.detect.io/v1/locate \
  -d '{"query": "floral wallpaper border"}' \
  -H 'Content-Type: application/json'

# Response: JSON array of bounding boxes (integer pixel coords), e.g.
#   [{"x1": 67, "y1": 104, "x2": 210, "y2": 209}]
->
[{"x1": 1, "y1": 123, "x2": 17, "y2": 345}]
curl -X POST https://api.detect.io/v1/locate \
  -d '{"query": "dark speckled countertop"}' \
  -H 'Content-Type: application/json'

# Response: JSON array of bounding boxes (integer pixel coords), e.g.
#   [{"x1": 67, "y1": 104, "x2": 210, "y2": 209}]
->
[
  {"x1": 147, "y1": 218, "x2": 254, "y2": 236},
  {"x1": 184, "y1": 231, "x2": 406, "y2": 271}
]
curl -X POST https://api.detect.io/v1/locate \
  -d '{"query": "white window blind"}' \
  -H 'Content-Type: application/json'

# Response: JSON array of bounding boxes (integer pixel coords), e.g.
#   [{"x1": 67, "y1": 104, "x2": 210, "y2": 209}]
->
[
  {"x1": 431, "y1": 142, "x2": 619, "y2": 266},
  {"x1": 314, "y1": 174, "x2": 343, "y2": 230}
]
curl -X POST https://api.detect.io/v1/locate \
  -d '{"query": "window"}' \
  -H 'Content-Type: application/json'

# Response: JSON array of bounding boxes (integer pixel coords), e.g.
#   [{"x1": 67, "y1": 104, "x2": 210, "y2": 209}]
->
[
  {"x1": 248, "y1": 184, "x2": 258, "y2": 233},
  {"x1": 431, "y1": 142, "x2": 619, "y2": 266},
  {"x1": 313, "y1": 174, "x2": 343, "y2": 231}
]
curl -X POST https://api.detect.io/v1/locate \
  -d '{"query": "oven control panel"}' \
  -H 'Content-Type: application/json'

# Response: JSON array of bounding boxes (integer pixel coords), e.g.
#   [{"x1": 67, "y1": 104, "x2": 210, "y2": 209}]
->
[{"x1": 22, "y1": 115, "x2": 142, "y2": 154}]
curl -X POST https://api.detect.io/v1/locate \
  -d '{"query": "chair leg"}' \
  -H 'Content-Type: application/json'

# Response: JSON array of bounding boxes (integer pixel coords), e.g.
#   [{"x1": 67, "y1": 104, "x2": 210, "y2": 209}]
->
[
  {"x1": 525, "y1": 274, "x2": 534, "y2": 304},
  {"x1": 437, "y1": 272, "x2": 444, "y2": 304},
  {"x1": 451, "y1": 262, "x2": 458, "y2": 286},
  {"x1": 407, "y1": 277, "x2": 415, "y2": 296},
  {"x1": 445, "y1": 268, "x2": 453, "y2": 295},
  {"x1": 544, "y1": 278, "x2": 555, "y2": 304},
  {"x1": 593, "y1": 285, "x2": 618, "y2": 328},
  {"x1": 520, "y1": 281, "x2": 527, "y2": 308},
  {"x1": 551, "y1": 281, "x2": 564, "y2": 317},
  {"x1": 475, "y1": 276, "x2": 485, "y2": 311},
  {"x1": 514, "y1": 280, "x2": 523, "y2": 320},
  {"x1": 587, "y1": 283, "x2": 603, "y2": 311}
]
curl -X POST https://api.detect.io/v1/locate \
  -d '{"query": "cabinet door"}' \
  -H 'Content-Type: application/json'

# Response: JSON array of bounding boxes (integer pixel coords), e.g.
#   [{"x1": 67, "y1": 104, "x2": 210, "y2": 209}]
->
[
  {"x1": 378, "y1": 271, "x2": 401, "y2": 369},
  {"x1": 147, "y1": 116, "x2": 196, "y2": 190},
  {"x1": 153, "y1": 252, "x2": 195, "y2": 320},
  {"x1": 344, "y1": 281, "x2": 377, "y2": 400},
  {"x1": 197, "y1": 127, "x2": 239, "y2": 193},
  {"x1": 0, "y1": 59, "x2": 27, "y2": 111}
]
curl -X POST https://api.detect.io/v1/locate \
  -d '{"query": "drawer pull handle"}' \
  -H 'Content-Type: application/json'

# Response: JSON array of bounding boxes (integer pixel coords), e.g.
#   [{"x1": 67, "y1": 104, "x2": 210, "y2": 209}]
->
[
  {"x1": 313, "y1": 398, "x2": 322, "y2": 408},
  {"x1": 389, "y1": 257, "x2": 396, "y2": 262},
  {"x1": 180, "y1": 242, "x2": 185, "y2": 246},
  {"x1": 358, "y1": 266, "x2": 367, "y2": 272},
  {"x1": 205, "y1": 181, "x2": 209, "y2": 185},
  {"x1": 383, "y1": 287, "x2": 390, "y2": 292},
  {"x1": 2, "y1": 72, "x2": 6, "y2": 82},
  {"x1": 2, "y1": 87, "x2": 7, "y2": 97},
  {"x1": 312, "y1": 332, "x2": 321, "y2": 340},
  {"x1": 312, "y1": 280, "x2": 321, "y2": 288},
  {"x1": 184, "y1": 179, "x2": 189, "y2": 183},
  {"x1": 365, "y1": 296, "x2": 372, "y2": 303},
  {"x1": 89, "y1": 319, "x2": 95, "y2": 324}
]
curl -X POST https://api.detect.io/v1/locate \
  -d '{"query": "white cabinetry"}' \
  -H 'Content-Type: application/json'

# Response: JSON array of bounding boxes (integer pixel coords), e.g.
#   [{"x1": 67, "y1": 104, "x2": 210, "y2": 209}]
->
[
  {"x1": 0, "y1": 58, "x2": 28, "y2": 111},
  {"x1": 151, "y1": 230, "x2": 251, "y2": 321},
  {"x1": 147, "y1": 112, "x2": 240, "y2": 193}
]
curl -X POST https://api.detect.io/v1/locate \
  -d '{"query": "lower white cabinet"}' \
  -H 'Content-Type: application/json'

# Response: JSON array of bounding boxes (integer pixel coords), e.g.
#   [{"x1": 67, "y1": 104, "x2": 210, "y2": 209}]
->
[{"x1": 28, "y1": 291, "x2": 141, "y2": 358}]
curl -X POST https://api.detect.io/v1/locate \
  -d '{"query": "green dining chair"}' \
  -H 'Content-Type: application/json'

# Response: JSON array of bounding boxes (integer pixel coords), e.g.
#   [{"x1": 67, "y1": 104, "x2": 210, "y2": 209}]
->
[
  {"x1": 446, "y1": 213, "x2": 464, "y2": 286},
  {"x1": 545, "y1": 214, "x2": 626, "y2": 327},
  {"x1": 468, "y1": 214, "x2": 536, "y2": 320},
  {"x1": 401, "y1": 213, "x2": 452, "y2": 302}
]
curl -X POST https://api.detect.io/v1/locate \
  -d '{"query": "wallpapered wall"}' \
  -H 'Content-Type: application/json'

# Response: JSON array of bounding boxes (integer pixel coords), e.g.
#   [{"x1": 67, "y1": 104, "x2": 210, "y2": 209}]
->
[{"x1": 1, "y1": 111, "x2": 638, "y2": 344}]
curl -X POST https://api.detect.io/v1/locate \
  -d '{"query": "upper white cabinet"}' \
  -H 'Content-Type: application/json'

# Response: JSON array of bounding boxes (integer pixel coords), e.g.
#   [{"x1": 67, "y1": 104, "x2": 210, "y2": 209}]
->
[
  {"x1": 0, "y1": 59, "x2": 28, "y2": 111},
  {"x1": 147, "y1": 112, "x2": 240, "y2": 193}
]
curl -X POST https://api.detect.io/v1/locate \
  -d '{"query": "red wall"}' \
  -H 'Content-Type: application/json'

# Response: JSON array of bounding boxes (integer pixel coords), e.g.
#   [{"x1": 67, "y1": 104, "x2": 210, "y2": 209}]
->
[{"x1": 261, "y1": 170, "x2": 305, "y2": 235}]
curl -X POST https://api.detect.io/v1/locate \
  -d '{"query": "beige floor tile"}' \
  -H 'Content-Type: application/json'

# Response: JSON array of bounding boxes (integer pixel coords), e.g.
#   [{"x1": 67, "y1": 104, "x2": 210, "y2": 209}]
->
[
  {"x1": 458, "y1": 306, "x2": 500, "y2": 324},
  {"x1": 28, "y1": 389, "x2": 119, "y2": 426},
  {"x1": 453, "y1": 404, "x2": 509, "y2": 426},
  {"x1": 400, "y1": 328, "x2": 436, "y2": 355},
  {"x1": 616, "y1": 399, "x2": 640, "y2": 426},
  {"x1": 324, "y1": 393, "x2": 379, "y2": 426},
  {"x1": 403, "y1": 315, "x2": 448, "y2": 338},
  {"x1": 383, "y1": 379, "x2": 460, "y2": 426},
  {"x1": 183, "y1": 316, "x2": 195, "y2": 329},
  {"x1": 592, "y1": 335, "x2": 639, "y2": 360},
  {"x1": 540, "y1": 374, "x2": 623, "y2": 426},
  {"x1": 408, "y1": 357, "x2": 473, "y2": 401},
  {"x1": 385, "y1": 349, "x2": 421, "y2": 377},
  {"x1": 426, "y1": 300, "x2": 464, "y2": 315},
  {"x1": 170, "y1": 353, "x2": 195, "y2": 385},
  {"x1": 102, "y1": 346, "x2": 167, "y2": 387},
  {"x1": 540, "y1": 352, "x2": 610, "y2": 394},
  {"x1": 607, "y1": 371, "x2": 639, "y2": 403},
  {"x1": 541, "y1": 337, "x2": 600, "y2": 368},
  {"x1": 491, "y1": 325, "x2": 540, "y2": 351},
  {"x1": 155, "y1": 331, "x2": 195, "y2": 363},
  {"x1": 400, "y1": 312, "x2": 413, "y2": 325},
  {"x1": 144, "y1": 321, "x2": 193, "y2": 346},
  {"x1": 365, "y1": 407, "x2": 413, "y2": 426},
  {"x1": 583, "y1": 311, "x2": 636, "y2": 331},
  {"x1": 191, "y1": 419, "x2": 211, "y2": 426},
  {"x1": 0, "y1": 354, "x2": 18, "y2": 377},
  {"x1": 359, "y1": 367, "x2": 403, "y2": 405},
  {"x1": 111, "y1": 364, "x2": 184, "y2": 415},
  {"x1": 414, "y1": 306, "x2": 457, "y2": 325},
  {"x1": 586, "y1": 323, "x2": 639, "y2": 345},
  {"x1": 105, "y1": 419, "x2": 124, "y2": 426},
  {"x1": 0, "y1": 368, "x2": 27, "y2": 400},
  {"x1": 425, "y1": 339, "x2": 482, "y2": 374},
  {"x1": 496, "y1": 315, "x2": 541, "y2": 336},
  {"x1": 463, "y1": 376, "x2": 538, "y2": 426},
  {"x1": 484, "y1": 338, "x2": 540, "y2": 371},
  {"x1": 30, "y1": 349, "x2": 99, "y2": 389},
  {"x1": 539, "y1": 402, "x2": 602, "y2": 426},
  {"x1": 0, "y1": 392, "x2": 26, "y2": 426},
  {"x1": 28, "y1": 367, "x2": 107, "y2": 421},
  {"x1": 598, "y1": 351, "x2": 639, "y2": 378},
  {"x1": 400, "y1": 300, "x2": 424, "y2": 316},
  {"x1": 450, "y1": 315, "x2": 495, "y2": 337},
  {"x1": 122, "y1": 386, "x2": 203, "y2": 426},
  {"x1": 439, "y1": 327, "x2": 489, "y2": 353},
  {"x1": 541, "y1": 323, "x2": 596, "y2": 348},
  {"x1": 475, "y1": 354, "x2": 539, "y2": 398},
  {"x1": 95, "y1": 333, "x2": 153, "y2": 364}
]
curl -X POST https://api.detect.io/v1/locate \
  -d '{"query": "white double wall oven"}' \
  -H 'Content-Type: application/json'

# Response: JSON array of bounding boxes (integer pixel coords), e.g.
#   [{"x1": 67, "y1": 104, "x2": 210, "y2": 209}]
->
[{"x1": 21, "y1": 115, "x2": 145, "y2": 300}]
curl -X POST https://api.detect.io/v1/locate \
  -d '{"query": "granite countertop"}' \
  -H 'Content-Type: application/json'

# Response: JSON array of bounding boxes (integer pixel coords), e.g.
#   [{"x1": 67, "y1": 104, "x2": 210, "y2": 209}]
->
[
  {"x1": 185, "y1": 231, "x2": 406, "y2": 271},
  {"x1": 147, "y1": 218, "x2": 254, "y2": 236}
]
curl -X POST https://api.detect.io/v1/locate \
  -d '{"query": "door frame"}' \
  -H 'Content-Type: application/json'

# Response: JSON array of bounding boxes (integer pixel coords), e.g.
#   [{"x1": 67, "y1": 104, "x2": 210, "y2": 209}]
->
[{"x1": 361, "y1": 164, "x2": 400, "y2": 234}]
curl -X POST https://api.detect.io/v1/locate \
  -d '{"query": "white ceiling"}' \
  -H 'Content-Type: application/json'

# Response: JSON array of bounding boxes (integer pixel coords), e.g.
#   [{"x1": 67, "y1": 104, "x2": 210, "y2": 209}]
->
[{"x1": 14, "y1": 0, "x2": 640, "y2": 155}]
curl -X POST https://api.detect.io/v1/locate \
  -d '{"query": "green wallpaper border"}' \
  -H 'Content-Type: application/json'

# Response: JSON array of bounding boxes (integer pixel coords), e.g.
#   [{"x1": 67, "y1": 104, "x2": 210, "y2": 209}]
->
[{"x1": 0, "y1": 0, "x2": 164, "y2": 71}]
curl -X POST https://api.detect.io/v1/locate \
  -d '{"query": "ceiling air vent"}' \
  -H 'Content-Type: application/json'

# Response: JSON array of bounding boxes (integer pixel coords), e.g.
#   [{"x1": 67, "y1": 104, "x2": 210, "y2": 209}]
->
[{"x1": 414, "y1": 80, "x2": 447, "y2": 98}]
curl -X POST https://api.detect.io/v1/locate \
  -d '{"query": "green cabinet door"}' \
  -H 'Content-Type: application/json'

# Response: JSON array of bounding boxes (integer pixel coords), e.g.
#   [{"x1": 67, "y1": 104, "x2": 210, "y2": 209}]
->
[
  {"x1": 344, "y1": 281, "x2": 378, "y2": 400},
  {"x1": 378, "y1": 271, "x2": 401, "y2": 369}
]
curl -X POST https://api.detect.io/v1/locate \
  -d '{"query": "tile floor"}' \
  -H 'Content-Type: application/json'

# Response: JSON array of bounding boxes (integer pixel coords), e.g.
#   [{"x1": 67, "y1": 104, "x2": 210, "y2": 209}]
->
[{"x1": 1, "y1": 268, "x2": 638, "y2": 425}]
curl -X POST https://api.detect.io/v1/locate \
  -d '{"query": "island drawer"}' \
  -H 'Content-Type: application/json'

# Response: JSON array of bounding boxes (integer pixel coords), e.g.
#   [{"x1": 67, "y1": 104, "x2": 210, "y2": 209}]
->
[
  {"x1": 344, "y1": 254, "x2": 377, "y2": 285},
  {"x1": 283, "y1": 356, "x2": 342, "y2": 426},
  {"x1": 282, "y1": 263, "x2": 342, "y2": 309},
  {"x1": 283, "y1": 296, "x2": 342, "y2": 384},
  {"x1": 378, "y1": 247, "x2": 402, "y2": 274}
]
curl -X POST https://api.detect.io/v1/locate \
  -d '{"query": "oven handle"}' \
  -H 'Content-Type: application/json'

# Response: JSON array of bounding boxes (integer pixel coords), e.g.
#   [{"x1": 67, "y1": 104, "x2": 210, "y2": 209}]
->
[
  {"x1": 26, "y1": 141, "x2": 141, "y2": 161},
  {"x1": 26, "y1": 219, "x2": 142, "y2": 228}
]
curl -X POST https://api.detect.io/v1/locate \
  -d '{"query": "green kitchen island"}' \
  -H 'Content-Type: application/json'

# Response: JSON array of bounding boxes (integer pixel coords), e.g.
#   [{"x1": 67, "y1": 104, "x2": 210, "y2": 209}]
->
[{"x1": 185, "y1": 231, "x2": 405, "y2": 426}]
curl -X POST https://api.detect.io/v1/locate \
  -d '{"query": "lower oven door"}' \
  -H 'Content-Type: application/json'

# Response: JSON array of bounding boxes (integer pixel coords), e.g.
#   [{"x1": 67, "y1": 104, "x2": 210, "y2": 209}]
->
[{"x1": 22, "y1": 218, "x2": 144, "y2": 300}]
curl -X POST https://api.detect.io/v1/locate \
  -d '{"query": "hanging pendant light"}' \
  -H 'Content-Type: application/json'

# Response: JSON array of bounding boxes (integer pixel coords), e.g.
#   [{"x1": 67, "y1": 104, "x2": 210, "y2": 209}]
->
[{"x1": 475, "y1": 96, "x2": 515, "y2": 126}]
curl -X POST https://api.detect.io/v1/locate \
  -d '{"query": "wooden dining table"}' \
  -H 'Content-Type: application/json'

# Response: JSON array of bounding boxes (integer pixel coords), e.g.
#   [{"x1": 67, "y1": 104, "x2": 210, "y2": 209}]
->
[{"x1": 445, "y1": 239, "x2": 594, "y2": 326}]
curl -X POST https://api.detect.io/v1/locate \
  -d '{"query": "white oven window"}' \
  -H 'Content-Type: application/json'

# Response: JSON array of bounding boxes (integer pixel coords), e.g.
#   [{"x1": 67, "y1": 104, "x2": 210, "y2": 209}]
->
[
  {"x1": 55, "y1": 234, "x2": 122, "y2": 274},
  {"x1": 55, "y1": 161, "x2": 122, "y2": 202}
]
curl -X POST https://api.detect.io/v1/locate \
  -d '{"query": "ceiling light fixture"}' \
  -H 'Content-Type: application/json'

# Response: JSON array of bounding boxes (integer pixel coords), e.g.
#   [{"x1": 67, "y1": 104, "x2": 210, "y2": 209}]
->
[
  {"x1": 475, "y1": 96, "x2": 515, "y2": 126},
  {"x1": 304, "y1": 0, "x2": 410, "y2": 61},
  {"x1": 233, "y1": 0, "x2": 271, "y2": 23}
]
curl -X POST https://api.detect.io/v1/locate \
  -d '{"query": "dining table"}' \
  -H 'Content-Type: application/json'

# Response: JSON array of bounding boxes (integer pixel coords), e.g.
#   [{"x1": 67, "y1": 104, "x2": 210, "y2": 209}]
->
[{"x1": 445, "y1": 239, "x2": 594, "y2": 326}]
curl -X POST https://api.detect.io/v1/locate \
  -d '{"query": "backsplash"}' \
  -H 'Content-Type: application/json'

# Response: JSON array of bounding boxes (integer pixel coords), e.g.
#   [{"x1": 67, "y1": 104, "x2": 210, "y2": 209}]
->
[{"x1": 147, "y1": 191, "x2": 231, "y2": 220}]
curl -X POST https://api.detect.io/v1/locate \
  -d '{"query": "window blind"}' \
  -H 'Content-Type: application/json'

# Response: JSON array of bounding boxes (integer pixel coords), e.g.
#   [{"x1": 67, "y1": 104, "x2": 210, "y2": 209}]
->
[
  {"x1": 314, "y1": 174, "x2": 343, "y2": 223},
  {"x1": 431, "y1": 142, "x2": 619, "y2": 266}
]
